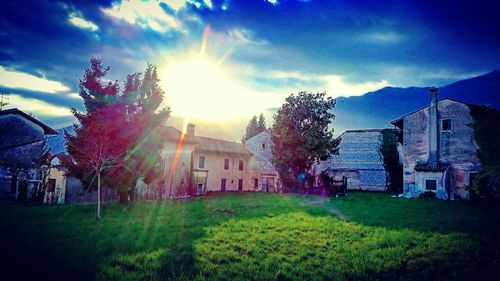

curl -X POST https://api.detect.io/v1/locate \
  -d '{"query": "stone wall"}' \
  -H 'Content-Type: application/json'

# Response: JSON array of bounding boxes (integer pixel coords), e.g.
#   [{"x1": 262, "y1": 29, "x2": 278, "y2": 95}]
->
[{"x1": 318, "y1": 130, "x2": 388, "y2": 191}]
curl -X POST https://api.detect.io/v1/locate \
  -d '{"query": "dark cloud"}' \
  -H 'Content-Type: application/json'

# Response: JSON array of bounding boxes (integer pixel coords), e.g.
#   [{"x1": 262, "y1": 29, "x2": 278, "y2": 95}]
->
[{"x1": 0, "y1": 0, "x2": 498, "y2": 128}]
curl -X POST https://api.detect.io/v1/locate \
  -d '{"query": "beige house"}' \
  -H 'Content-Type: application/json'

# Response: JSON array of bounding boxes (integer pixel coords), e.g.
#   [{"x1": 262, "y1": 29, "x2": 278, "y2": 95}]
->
[{"x1": 160, "y1": 124, "x2": 265, "y2": 198}]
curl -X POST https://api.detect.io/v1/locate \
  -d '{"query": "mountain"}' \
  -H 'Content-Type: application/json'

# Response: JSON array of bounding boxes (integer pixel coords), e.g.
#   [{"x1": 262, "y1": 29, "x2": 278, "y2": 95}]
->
[
  {"x1": 49, "y1": 70, "x2": 500, "y2": 152},
  {"x1": 333, "y1": 70, "x2": 500, "y2": 134},
  {"x1": 47, "y1": 126, "x2": 74, "y2": 155}
]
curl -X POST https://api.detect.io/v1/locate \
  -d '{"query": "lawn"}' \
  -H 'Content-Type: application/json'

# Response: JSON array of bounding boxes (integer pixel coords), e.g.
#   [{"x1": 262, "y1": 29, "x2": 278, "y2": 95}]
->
[{"x1": 1, "y1": 192, "x2": 499, "y2": 281}]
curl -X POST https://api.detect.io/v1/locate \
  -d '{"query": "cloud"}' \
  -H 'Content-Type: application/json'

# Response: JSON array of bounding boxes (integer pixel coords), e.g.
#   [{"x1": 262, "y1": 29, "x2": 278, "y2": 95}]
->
[
  {"x1": 67, "y1": 93, "x2": 83, "y2": 100},
  {"x1": 0, "y1": 66, "x2": 70, "y2": 93},
  {"x1": 68, "y1": 12, "x2": 99, "y2": 32},
  {"x1": 359, "y1": 32, "x2": 401, "y2": 44},
  {"x1": 5, "y1": 94, "x2": 73, "y2": 117},
  {"x1": 267, "y1": 0, "x2": 279, "y2": 6},
  {"x1": 321, "y1": 75, "x2": 389, "y2": 98},
  {"x1": 102, "y1": 0, "x2": 181, "y2": 33}
]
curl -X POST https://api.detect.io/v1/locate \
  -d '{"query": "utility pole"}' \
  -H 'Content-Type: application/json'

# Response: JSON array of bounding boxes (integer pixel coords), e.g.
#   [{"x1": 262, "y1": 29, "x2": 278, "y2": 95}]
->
[{"x1": 0, "y1": 90, "x2": 9, "y2": 110}]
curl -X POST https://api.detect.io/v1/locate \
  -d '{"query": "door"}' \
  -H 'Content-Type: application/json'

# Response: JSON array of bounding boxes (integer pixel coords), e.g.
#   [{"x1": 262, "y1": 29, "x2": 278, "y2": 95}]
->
[
  {"x1": 221, "y1": 178, "x2": 226, "y2": 191},
  {"x1": 267, "y1": 178, "x2": 275, "y2": 192}
]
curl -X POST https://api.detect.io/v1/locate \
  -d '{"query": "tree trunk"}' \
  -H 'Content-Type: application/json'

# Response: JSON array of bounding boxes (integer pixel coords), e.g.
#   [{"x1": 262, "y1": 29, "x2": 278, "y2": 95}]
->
[{"x1": 97, "y1": 171, "x2": 101, "y2": 220}]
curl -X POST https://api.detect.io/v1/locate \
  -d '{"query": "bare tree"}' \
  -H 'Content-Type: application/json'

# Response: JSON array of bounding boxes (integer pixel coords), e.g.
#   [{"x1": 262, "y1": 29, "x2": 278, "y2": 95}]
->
[{"x1": 65, "y1": 106, "x2": 130, "y2": 219}]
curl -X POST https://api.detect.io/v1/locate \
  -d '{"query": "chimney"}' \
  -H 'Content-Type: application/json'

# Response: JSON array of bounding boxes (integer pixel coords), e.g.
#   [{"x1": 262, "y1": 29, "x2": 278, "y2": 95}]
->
[
  {"x1": 186, "y1": 123, "x2": 195, "y2": 139},
  {"x1": 428, "y1": 86, "x2": 439, "y2": 164}
]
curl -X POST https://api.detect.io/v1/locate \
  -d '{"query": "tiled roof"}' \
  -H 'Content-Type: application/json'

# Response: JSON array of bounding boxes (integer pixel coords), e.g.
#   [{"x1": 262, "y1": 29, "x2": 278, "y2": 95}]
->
[
  {"x1": 0, "y1": 108, "x2": 58, "y2": 135},
  {"x1": 195, "y1": 136, "x2": 251, "y2": 155},
  {"x1": 390, "y1": 98, "x2": 471, "y2": 125},
  {"x1": 414, "y1": 163, "x2": 450, "y2": 172},
  {"x1": 163, "y1": 126, "x2": 251, "y2": 155}
]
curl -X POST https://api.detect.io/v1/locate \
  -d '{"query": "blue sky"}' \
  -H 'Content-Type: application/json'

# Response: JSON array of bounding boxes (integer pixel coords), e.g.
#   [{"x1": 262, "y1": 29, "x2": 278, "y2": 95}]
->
[{"x1": 0, "y1": 0, "x2": 499, "y2": 128}]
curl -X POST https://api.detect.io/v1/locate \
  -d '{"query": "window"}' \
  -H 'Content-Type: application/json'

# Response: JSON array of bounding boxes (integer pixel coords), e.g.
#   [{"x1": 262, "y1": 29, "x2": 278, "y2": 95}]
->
[
  {"x1": 442, "y1": 119, "x2": 451, "y2": 131},
  {"x1": 224, "y1": 158, "x2": 230, "y2": 170},
  {"x1": 261, "y1": 143, "x2": 266, "y2": 149},
  {"x1": 425, "y1": 179, "x2": 437, "y2": 191},
  {"x1": 239, "y1": 160, "x2": 244, "y2": 171},
  {"x1": 469, "y1": 173, "x2": 479, "y2": 187},
  {"x1": 198, "y1": 156, "x2": 205, "y2": 169},
  {"x1": 238, "y1": 179, "x2": 243, "y2": 191},
  {"x1": 220, "y1": 178, "x2": 227, "y2": 191},
  {"x1": 254, "y1": 179, "x2": 258, "y2": 189},
  {"x1": 196, "y1": 183, "x2": 204, "y2": 193}
]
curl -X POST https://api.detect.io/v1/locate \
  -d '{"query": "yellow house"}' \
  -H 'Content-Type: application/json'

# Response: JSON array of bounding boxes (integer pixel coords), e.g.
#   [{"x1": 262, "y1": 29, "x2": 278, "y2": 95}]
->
[
  {"x1": 161, "y1": 124, "x2": 257, "y2": 198},
  {"x1": 161, "y1": 124, "x2": 256, "y2": 198}
]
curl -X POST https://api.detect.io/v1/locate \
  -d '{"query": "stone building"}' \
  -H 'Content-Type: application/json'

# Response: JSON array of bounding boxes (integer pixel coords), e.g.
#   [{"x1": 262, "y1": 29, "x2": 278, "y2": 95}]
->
[
  {"x1": 316, "y1": 129, "x2": 390, "y2": 191},
  {"x1": 391, "y1": 87, "x2": 482, "y2": 199},
  {"x1": 244, "y1": 131, "x2": 280, "y2": 192}
]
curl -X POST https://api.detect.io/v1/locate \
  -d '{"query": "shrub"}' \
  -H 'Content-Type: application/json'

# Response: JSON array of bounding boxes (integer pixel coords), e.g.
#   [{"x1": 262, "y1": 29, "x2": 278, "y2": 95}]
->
[
  {"x1": 418, "y1": 191, "x2": 436, "y2": 199},
  {"x1": 468, "y1": 166, "x2": 500, "y2": 204}
]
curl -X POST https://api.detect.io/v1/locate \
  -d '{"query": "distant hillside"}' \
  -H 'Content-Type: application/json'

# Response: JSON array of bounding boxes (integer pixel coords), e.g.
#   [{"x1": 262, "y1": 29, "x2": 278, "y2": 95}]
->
[
  {"x1": 333, "y1": 70, "x2": 500, "y2": 133},
  {"x1": 47, "y1": 126, "x2": 74, "y2": 154},
  {"x1": 51, "y1": 70, "x2": 500, "y2": 150}
]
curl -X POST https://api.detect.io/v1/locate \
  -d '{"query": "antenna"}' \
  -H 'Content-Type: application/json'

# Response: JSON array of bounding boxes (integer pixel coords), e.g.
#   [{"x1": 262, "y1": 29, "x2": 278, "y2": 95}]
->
[{"x1": 0, "y1": 89, "x2": 10, "y2": 110}]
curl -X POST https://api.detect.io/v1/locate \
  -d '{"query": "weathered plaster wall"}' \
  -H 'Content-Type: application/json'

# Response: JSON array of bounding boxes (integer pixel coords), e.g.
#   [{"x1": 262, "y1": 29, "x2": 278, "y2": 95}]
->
[
  {"x1": 161, "y1": 141, "x2": 195, "y2": 198},
  {"x1": 401, "y1": 100, "x2": 482, "y2": 197}
]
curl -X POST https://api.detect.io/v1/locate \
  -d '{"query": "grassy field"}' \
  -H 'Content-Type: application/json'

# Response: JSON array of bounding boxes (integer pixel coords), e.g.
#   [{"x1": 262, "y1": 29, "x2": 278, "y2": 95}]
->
[{"x1": 1, "y1": 192, "x2": 499, "y2": 281}]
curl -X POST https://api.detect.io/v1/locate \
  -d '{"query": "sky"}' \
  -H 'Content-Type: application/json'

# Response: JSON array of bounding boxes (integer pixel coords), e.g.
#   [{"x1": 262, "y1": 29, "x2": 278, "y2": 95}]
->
[{"x1": 0, "y1": 0, "x2": 499, "y2": 132}]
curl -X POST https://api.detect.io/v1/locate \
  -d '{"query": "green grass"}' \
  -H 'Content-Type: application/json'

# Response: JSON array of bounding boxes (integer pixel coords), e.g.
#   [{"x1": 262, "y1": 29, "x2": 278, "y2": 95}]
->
[{"x1": 0, "y1": 192, "x2": 499, "y2": 281}]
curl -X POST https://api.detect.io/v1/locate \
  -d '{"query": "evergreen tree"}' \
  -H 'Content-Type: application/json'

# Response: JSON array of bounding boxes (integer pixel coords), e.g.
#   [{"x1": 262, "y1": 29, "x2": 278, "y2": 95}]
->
[
  {"x1": 257, "y1": 113, "x2": 266, "y2": 132},
  {"x1": 66, "y1": 58, "x2": 170, "y2": 216},
  {"x1": 242, "y1": 114, "x2": 267, "y2": 142}
]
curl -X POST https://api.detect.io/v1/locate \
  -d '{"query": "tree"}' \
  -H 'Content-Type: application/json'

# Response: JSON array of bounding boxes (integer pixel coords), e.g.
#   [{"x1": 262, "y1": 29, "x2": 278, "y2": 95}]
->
[
  {"x1": 378, "y1": 129, "x2": 402, "y2": 193},
  {"x1": 270, "y1": 92, "x2": 340, "y2": 192},
  {"x1": 66, "y1": 58, "x2": 134, "y2": 218},
  {"x1": 119, "y1": 64, "x2": 170, "y2": 194},
  {"x1": 66, "y1": 58, "x2": 170, "y2": 214},
  {"x1": 257, "y1": 113, "x2": 266, "y2": 132},
  {"x1": 468, "y1": 105, "x2": 500, "y2": 204},
  {"x1": 242, "y1": 114, "x2": 267, "y2": 142},
  {"x1": 66, "y1": 106, "x2": 133, "y2": 219}
]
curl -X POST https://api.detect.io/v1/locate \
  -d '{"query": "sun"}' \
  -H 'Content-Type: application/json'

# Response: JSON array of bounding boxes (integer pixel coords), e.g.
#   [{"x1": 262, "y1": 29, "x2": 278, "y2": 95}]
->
[
  {"x1": 160, "y1": 26, "x2": 259, "y2": 123},
  {"x1": 162, "y1": 55, "x2": 255, "y2": 122}
]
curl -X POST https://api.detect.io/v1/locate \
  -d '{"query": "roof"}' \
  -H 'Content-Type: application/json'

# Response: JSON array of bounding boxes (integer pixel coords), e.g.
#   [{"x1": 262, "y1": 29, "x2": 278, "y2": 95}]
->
[
  {"x1": 390, "y1": 98, "x2": 470, "y2": 126},
  {"x1": 0, "y1": 108, "x2": 58, "y2": 135},
  {"x1": 414, "y1": 163, "x2": 450, "y2": 172},
  {"x1": 163, "y1": 126, "x2": 251, "y2": 155},
  {"x1": 195, "y1": 136, "x2": 252, "y2": 155},
  {"x1": 245, "y1": 131, "x2": 271, "y2": 143},
  {"x1": 343, "y1": 129, "x2": 384, "y2": 134}
]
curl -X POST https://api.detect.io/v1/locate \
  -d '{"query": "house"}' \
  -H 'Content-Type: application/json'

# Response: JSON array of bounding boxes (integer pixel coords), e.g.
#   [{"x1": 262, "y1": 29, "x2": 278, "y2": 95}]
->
[
  {"x1": 0, "y1": 108, "x2": 58, "y2": 201},
  {"x1": 159, "y1": 124, "x2": 256, "y2": 198},
  {"x1": 244, "y1": 131, "x2": 280, "y2": 192},
  {"x1": 316, "y1": 129, "x2": 392, "y2": 191},
  {"x1": 391, "y1": 87, "x2": 482, "y2": 199},
  {"x1": 43, "y1": 155, "x2": 67, "y2": 204}
]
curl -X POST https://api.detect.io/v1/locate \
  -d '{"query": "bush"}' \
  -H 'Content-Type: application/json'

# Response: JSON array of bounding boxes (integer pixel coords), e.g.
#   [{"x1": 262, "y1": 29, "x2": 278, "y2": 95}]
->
[
  {"x1": 418, "y1": 191, "x2": 436, "y2": 199},
  {"x1": 468, "y1": 166, "x2": 500, "y2": 204}
]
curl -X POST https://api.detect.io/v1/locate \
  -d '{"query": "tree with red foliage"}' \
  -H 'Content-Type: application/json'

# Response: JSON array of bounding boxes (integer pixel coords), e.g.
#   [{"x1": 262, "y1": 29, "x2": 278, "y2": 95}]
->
[
  {"x1": 66, "y1": 106, "x2": 134, "y2": 219},
  {"x1": 66, "y1": 58, "x2": 169, "y2": 217}
]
